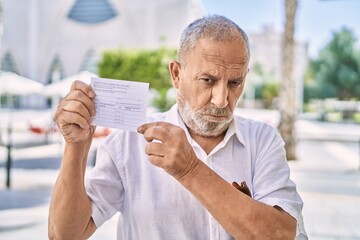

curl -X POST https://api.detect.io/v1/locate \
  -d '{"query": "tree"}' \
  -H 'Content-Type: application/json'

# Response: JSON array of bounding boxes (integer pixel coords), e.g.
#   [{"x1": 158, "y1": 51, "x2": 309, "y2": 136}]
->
[
  {"x1": 305, "y1": 27, "x2": 360, "y2": 101},
  {"x1": 278, "y1": 0, "x2": 298, "y2": 160}
]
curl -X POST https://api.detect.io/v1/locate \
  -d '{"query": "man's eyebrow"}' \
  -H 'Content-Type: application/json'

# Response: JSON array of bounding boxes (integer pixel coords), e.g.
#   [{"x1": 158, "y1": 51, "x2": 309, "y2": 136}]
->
[
  {"x1": 229, "y1": 77, "x2": 245, "y2": 82},
  {"x1": 199, "y1": 73, "x2": 218, "y2": 80}
]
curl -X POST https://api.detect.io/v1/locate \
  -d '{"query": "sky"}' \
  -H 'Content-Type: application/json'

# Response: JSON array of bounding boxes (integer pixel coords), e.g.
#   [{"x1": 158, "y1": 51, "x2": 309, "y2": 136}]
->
[{"x1": 201, "y1": 0, "x2": 360, "y2": 58}]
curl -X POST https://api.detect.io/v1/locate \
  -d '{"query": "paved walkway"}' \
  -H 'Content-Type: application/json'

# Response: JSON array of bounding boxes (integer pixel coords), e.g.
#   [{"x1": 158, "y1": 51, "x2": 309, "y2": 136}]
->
[{"x1": 0, "y1": 116, "x2": 359, "y2": 239}]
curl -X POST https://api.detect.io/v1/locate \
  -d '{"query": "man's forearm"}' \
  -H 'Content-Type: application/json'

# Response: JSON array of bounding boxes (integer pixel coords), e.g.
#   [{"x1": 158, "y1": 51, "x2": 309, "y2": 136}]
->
[
  {"x1": 48, "y1": 141, "x2": 96, "y2": 239},
  {"x1": 177, "y1": 160, "x2": 296, "y2": 240}
]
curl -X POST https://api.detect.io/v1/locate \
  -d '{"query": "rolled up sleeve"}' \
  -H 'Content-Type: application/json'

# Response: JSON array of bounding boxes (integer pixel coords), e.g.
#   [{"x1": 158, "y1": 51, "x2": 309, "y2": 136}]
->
[
  {"x1": 252, "y1": 127, "x2": 308, "y2": 239},
  {"x1": 85, "y1": 134, "x2": 125, "y2": 228}
]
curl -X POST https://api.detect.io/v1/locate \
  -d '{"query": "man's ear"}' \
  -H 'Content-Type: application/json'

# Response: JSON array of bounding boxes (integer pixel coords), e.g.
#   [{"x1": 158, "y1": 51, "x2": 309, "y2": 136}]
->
[{"x1": 169, "y1": 60, "x2": 181, "y2": 89}]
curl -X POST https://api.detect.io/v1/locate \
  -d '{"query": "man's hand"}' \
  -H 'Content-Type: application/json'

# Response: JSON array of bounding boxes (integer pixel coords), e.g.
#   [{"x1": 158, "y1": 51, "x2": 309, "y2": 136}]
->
[
  {"x1": 137, "y1": 121, "x2": 199, "y2": 180},
  {"x1": 55, "y1": 80, "x2": 96, "y2": 144}
]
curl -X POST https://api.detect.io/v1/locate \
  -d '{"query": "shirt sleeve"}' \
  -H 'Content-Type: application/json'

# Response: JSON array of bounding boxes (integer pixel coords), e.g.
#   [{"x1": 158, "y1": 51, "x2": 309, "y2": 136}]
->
[
  {"x1": 252, "y1": 125, "x2": 308, "y2": 239},
  {"x1": 85, "y1": 133, "x2": 125, "y2": 228}
]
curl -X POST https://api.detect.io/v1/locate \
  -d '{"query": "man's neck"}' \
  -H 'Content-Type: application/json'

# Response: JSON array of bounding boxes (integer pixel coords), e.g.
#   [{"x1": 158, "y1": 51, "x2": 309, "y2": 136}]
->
[{"x1": 188, "y1": 129, "x2": 226, "y2": 155}]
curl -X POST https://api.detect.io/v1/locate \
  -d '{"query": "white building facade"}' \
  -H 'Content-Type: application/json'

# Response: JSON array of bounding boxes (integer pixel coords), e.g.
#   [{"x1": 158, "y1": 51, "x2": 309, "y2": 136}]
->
[
  {"x1": 1, "y1": 2, "x2": 307, "y2": 111},
  {"x1": 248, "y1": 25, "x2": 308, "y2": 112},
  {"x1": 1, "y1": 0, "x2": 204, "y2": 84}
]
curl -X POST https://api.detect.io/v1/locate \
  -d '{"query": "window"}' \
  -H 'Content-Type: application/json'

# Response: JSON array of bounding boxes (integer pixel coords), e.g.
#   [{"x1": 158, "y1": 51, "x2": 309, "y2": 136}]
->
[
  {"x1": 1, "y1": 52, "x2": 19, "y2": 74},
  {"x1": 47, "y1": 56, "x2": 65, "y2": 84},
  {"x1": 67, "y1": 0, "x2": 118, "y2": 24},
  {"x1": 79, "y1": 49, "x2": 99, "y2": 73}
]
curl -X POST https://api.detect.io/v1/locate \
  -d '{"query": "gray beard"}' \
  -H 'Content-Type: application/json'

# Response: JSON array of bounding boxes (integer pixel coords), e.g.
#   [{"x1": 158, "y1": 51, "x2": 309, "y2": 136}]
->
[{"x1": 176, "y1": 93, "x2": 233, "y2": 137}]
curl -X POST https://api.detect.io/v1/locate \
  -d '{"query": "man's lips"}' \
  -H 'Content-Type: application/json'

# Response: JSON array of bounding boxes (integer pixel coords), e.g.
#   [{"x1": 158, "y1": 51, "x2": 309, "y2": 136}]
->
[{"x1": 203, "y1": 114, "x2": 228, "y2": 121}]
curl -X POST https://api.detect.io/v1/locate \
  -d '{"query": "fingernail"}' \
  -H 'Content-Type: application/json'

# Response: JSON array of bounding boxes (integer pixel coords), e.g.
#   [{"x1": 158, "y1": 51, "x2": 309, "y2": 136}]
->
[
  {"x1": 137, "y1": 126, "x2": 143, "y2": 133},
  {"x1": 88, "y1": 91, "x2": 95, "y2": 98}
]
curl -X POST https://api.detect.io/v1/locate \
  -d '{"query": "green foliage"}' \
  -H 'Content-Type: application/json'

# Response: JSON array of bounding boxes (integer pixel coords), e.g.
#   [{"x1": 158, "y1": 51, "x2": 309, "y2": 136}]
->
[
  {"x1": 252, "y1": 62, "x2": 265, "y2": 76},
  {"x1": 151, "y1": 88, "x2": 176, "y2": 112},
  {"x1": 249, "y1": 62, "x2": 280, "y2": 108},
  {"x1": 98, "y1": 47, "x2": 177, "y2": 111},
  {"x1": 255, "y1": 81, "x2": 280, "y2": 108},
  {"x1": 262, "y1": 81, "x2": 280, "y2": 101},
  {"x1": 0, "y1": 95, "x2": 7, "y2": 106},
  {"x1": 324, "y1": 112, "x2": 343, "y2": 123},
  {"x1": 305, "y1": 27, "x2": 360, "y2": 101},
  {"x1": 353, "y1": 113, "x2": 360, "y2": 124}
]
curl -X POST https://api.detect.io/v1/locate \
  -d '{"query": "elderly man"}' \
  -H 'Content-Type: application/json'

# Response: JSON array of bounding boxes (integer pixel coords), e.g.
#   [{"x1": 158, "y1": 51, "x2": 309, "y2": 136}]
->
[{"x1": 49, "y1": 15, "x2": 307, "y2": 239}]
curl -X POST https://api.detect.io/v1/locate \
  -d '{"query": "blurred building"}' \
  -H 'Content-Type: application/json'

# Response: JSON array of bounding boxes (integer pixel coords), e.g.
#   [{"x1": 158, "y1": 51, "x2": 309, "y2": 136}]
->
[
  {"x1": 247, "y1": 25, "x2": 308, "y2": 112},
  {"x1": 0, "y1": 0, "x2": 204, "y2": 84},
  {"x1": 1, "y1": 2, "x2": 308, "y2": 111}
]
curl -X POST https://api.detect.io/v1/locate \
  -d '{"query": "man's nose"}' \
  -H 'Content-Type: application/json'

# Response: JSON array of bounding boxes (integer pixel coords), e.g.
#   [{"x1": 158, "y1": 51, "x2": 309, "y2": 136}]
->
[{"x1": 211, "y1": 84, "x2": 228, "y2": 109}]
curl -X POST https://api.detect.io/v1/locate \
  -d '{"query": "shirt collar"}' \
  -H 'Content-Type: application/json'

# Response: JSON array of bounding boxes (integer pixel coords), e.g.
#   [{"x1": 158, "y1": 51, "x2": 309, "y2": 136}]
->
[
  {"x1": 165, "y1": 104, "x2": 246, "y2": 147},
  {"x1": 224, "y1": 118, "x2": 246, "y2": 147},
  {"x1": 165, "y1": 104, "x2": 194, "y2": 144}
]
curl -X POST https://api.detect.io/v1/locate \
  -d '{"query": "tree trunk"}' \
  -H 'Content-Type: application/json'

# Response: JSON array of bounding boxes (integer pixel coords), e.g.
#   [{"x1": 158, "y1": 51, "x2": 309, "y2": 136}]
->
[{"x1": 279, "y1": 0, "x2": 298, "y2": 160}]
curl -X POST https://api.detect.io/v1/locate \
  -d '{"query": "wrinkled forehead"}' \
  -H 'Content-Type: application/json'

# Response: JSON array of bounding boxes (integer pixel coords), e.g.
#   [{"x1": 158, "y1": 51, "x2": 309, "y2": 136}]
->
[{"x1": 183, "y1": 38, "x2": 249, "y2": 68}]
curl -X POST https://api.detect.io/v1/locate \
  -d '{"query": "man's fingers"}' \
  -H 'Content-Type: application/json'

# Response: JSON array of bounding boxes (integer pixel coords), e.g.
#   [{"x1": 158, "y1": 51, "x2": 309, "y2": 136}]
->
[
  {"x1": 137, "y1": 121, "x2": 174, "y2": 134},
  {"x1": 62, "y1": 100, "x2": 92, "y2": 124},
  {"x1": 145, "y1": 142, "x2": 165, "y2": 156},
  {"x1": 65, "y1": 89, "x2": 96, "y2": 117},
  {"x1": 70, "y1": 80, "x2": 95, "y2": 99},
  {"x1": 142, "y1": 125, "x2": 169, "y2": 143},
  {"x1": 57, "y1": 110, "x2": 90, "y2": 129},
  {"x1": 54, "y1": 80, "x2": 97, "y2": 143}
]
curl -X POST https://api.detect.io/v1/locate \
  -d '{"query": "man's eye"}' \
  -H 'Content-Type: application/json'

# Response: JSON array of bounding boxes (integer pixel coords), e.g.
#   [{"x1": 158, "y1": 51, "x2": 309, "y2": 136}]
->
[
  {"x1": 201, "y1": 78, "x2": 214, "y2": 84},
  {"x1": 229, "y1": 80, "x2": 243, "y2": 87}
]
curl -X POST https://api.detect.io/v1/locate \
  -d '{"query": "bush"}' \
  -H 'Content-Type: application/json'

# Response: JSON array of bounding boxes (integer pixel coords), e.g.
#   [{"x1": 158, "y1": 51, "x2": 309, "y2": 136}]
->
[
  {"x1": 98, "y1": 47, "x2": 177, "y2": 111},
  {"x1": 324, "y1": 112, "x2": 343, "y2": 122},
  {"x1": 353, "y1": 113, "x2": 360, "y2": 124},
  {"x1": 255, "y1": 81, "x2": 280, "y2": 108}
]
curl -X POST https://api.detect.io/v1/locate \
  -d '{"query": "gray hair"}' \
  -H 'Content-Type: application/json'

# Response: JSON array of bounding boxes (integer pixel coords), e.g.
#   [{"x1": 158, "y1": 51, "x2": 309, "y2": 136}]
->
[{"x1": 178, "y1": 15, "x2": 250, "y2": 63}]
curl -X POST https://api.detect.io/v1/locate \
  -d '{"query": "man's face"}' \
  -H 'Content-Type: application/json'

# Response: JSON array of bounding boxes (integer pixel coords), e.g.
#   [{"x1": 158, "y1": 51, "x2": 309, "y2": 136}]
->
[{"x1": 170, "y1": 38, "x2": 249, "y2": 137}]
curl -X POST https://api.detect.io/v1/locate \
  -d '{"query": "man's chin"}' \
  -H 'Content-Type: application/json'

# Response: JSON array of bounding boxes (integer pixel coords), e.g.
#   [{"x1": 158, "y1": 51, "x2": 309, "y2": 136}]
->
[
  {"x1": 196, "y1": 122, "x2": 231, "y2": 137},
  {"x1": 197, "y1": 129, "x2": 227, "y2": 138}
]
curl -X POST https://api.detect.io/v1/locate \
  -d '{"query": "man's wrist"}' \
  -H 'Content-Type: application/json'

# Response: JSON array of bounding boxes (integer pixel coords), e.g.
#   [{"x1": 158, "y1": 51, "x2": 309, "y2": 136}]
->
[
  {"x1": 175, "y1": 156, "x2": 203, "y2": 185},
  {"x1": 63, "y1": 139, "x2": 93, "y2": 168}
]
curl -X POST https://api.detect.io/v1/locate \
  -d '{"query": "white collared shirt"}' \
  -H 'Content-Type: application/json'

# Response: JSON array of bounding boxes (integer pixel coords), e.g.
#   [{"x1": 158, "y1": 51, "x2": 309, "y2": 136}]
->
[{"x1": 85, "y1": 105, "x2": 307, "y2": 239}]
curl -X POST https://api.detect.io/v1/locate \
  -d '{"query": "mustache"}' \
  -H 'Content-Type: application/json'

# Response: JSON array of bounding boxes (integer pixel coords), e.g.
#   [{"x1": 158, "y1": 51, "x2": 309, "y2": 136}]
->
[{"x1": 199, "y1": 106, "x2": 231, "y2": 116}]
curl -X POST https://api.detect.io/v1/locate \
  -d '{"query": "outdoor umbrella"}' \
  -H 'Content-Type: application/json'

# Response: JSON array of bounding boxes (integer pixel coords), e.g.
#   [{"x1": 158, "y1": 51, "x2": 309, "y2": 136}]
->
[
  {"x1": 0, "y1": 71, "x2": 44, "y2": 141},
  {"x1": 0, "y1": 71, "x2": 44, "y2": 95},
  {"x1": 0, "y1": 71, "x2": 44, "y2": 144},
  {"x1": 44, "y1": 70, "x2": 97, "y2": 97},
  {"x1": 0, "y1": 71, "x2": 44, "y2": 188}
]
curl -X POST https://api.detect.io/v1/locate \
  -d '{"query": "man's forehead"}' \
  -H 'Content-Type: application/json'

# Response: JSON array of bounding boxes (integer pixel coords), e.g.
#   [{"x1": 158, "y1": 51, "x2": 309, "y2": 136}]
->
[
  {"x1": 188, "y1": 39, "x2": 248, "y2": 65},
  {"x1": 191, "y1": 38, "x2": 248, "y2": 56}
]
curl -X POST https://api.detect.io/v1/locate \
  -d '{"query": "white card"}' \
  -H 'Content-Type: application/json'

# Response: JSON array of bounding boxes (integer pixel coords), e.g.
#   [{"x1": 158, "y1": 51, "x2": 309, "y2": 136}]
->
[{"x1": 91, "y1": 77, "x2": 149, "y2": 131}]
